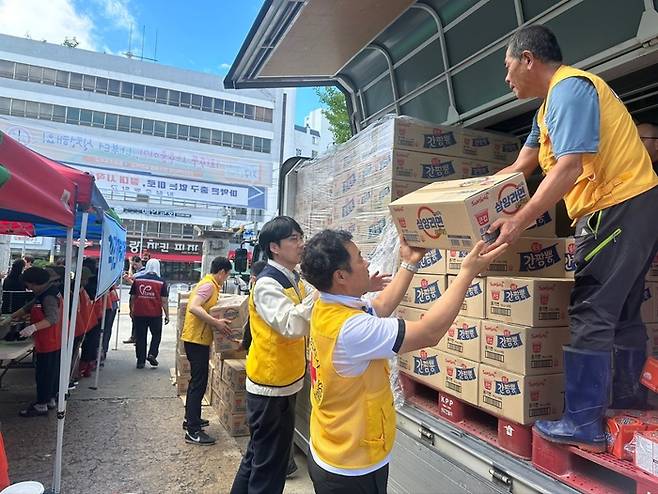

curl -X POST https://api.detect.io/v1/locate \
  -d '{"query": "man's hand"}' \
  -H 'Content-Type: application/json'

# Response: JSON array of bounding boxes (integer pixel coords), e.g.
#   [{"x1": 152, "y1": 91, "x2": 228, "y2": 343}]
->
[
  {"x1": 399, "y1": 235, "x2": 426, "y2": 264},
  {"x1": 368, "y1": 271, "x2": 392, "y2": 292},
  {"x1": 212, "y1": 318, "x2": 235, "y2": 338},
  {"x1": 462, "y1": 241, "x2": 509, "y2": 277},
  {"x1": 164, "y1": 316, "x2": 170, "y2": 325},
  {"x1": 485, "y1": 214, "x2": 524, "y2": 252},
  {"x1": 19, "y1": 324, "x2": 37, "y2": 338}
]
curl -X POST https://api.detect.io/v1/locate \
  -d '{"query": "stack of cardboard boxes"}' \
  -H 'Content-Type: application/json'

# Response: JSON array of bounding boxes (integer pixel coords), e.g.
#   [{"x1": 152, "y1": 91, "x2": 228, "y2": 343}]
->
[
  {"x1": 644, "y1": 253, "x2": 658, "y2": 356},
  {"x1": 394, "y1": 174, "x2": 577, "y2": 426},
  {"x1": 212, "y1": 359, "x2": 249, "y2": 436},
  {"x1": 291, "y1": 116, "x2": 520, "y2": 254},
  {"x1": 176, "y1": 292, "x2": 191, "y2": 397}
]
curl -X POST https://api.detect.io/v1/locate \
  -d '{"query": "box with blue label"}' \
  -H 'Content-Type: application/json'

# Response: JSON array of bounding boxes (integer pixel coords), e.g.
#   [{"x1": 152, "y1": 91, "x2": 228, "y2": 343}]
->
[
  {"x1": 436, "y1": 316, "x2": 481, "y2": 361},
  {"x1": 486, "y1": 277, "x2": 573, "y2": 327},
  {"x1": 448, "y1": 275, "x2": 486, "y2": 318},
  {"x1": 447, "y1": 237, "x2": 569, "y2": 278},
  {"x1": 478, "y1": 364, "x2": 564, "y2": 424},
  {"x1": 401, "y1": 274, "x2": 447, "y2": 309},
  {"x1": 437, "y1": 352, "x2": 479, "y2": 406},
  {"x1": 480, "y1": 320, "x2": 570, "y2": 375},
  {"x1": 391, "y1": 150, "x2": 506, "y2": 184},
  {"x1": 417, "y1": 249, "x2": 446, "y2": 275},
  {"x1": 389, "y1": 173, "x2": 529, "y2": 251},
  {"x1": 398, "y1": 347, "x2": 443, "y2": 390},
  {"x1": 519, "y1": 205, "x2": 556, "y2": 238}
]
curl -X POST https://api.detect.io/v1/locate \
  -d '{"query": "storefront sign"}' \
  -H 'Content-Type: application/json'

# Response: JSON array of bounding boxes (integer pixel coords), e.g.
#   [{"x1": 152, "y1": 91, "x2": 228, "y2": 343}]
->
[{"x1": 127, "y1": 237, "x2": 201, "y2": 256}]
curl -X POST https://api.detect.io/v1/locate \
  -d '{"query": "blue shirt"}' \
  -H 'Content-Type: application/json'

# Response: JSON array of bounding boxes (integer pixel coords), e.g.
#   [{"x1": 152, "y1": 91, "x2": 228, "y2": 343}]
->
[{"x1": 525, "y1": 77, "x2": 600, "y2": 158}]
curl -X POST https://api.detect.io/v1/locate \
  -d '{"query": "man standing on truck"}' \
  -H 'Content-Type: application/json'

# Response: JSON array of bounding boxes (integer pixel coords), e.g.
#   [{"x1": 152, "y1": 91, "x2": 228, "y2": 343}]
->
[
  {"x1": 488, "y1": 25, "x2": 658, "y2": 452},
  {"x1": 300, "y1": 230, "x2": 506, "y2": 493}
]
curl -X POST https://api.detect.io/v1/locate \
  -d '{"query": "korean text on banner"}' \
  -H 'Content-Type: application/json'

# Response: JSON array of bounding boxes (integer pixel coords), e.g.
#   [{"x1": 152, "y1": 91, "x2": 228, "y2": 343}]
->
[{"x1": 97, "y1": 212, "x2": 127, "y2": 298}]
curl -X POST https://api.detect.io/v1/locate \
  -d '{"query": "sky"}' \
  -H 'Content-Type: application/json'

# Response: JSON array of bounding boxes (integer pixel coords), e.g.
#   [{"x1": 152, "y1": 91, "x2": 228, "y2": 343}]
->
[{"x1": 0, "y1": 0, "x2": 321, "y2": 125}]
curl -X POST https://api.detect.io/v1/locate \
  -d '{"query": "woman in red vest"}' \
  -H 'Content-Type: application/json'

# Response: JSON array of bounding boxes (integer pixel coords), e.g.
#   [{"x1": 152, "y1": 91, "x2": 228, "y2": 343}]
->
[{"x1": 10, "y1": 267, "x2": 63, "y2": 417}]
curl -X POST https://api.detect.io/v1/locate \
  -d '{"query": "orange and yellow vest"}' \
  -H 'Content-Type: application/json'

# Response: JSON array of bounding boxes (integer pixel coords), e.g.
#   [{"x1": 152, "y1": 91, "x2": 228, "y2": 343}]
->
[
  {"x1": 246, "y1": 264, "x2": 307, "y2": 388},
  {"x1": 309, "y1": 299, "x2": 396, "y2": 469},
  {"x1": 536, "y1": 65, "x2": 658, "y2": 220},
  {"x1": 181, "y1": 274, "x2": 221, "y2": 346}
]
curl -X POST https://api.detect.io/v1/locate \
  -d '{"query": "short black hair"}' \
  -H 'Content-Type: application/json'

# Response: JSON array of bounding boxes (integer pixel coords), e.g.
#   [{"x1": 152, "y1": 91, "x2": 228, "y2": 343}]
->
[
  {"x1": 300, "y1": 230, "x2": 353, "y2": 292},
  {"x1": 258, "y1": 216, "x2": 304, "y2": 260},
  {"x1": 131, "y1": 255, "x2": 142, "y2": 263},
  {"x1": 507, "y1": 25, "x2": 562, "y2": 64},
  {"x1": 250, "y1": 260, "x2": 267, "y2": 277},
  {"x1": 210, "y1": 256, "x2": 232, "y2": 274},
  {"x1": 23, "y1": 255, "x2": 34, "y2": 263},
  {"x1": 21, "y1": 267, "x2": 50, "y2": 285}
]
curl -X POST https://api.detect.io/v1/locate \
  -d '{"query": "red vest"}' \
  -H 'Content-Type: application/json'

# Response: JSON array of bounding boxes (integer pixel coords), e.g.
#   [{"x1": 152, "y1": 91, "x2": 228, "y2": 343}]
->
[
  {"x1": 31, "y1": 294, "x2": 63, "y2": 353},
  {"x1": 76, "y1": 291, "x2": 93, "y2": 337},
  {"x1": 132, "y1": 277, "x2": 165, "y2": 317}
]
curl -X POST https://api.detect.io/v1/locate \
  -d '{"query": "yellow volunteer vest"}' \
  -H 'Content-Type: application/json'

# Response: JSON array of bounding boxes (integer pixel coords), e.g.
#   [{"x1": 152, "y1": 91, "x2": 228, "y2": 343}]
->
[
  {"x1": 536, "y1": 65, "x2": 658, "y2": 220},
  {"x1": 181, "y1": 274, "x2": 221, "y2": 346},
  {"x1": 246, "y1": 264, "x2": 307, "y2": 387},
  {"x1": 309, "y1": 299, "x2": 396, "y2": 469}
]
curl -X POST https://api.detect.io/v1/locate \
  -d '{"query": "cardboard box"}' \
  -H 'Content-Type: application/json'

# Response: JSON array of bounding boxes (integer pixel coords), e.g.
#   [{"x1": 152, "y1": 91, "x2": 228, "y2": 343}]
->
[
  {"x1": 209, "y1": 294, "x2": 249, "y2": 329},
  {"x1": 647, "y1": 323, "x2": 658, "y2": 356},
  {"x1": 390, "y1": 180, "x2": 426, "y2": 202},
  {"x1": 438, "y1": 352, "x2": 479, "y2": 406},
  {"x1": 217, "y1": 381, "x2": 247, "y2": 413},
  {"x1": 176, "y1": 370, "x2": 189, "y2": 396},
  {"x1": 221, "y1": 359, "x2": 246, "y2": 390},
  {"x1": 519, "y1": 206, "x2": 557, "y2": 238},
  {"x1": 394, "y1": 304, "x2": 426, "y2": 322},
  {"x1": 177, "y1": 355, "x2": 191, "y2": 374},
  {"x1": 212, "y1": 363, "x2": 222, "y2": 393},
  {"x1": 563, "y1": 237, "x2": 576, "y2": 279},
  {"x1": 478, "y1": 364, "x2": 564, "y2": 425},
  {"x1": 437, "y1": 316, "x2": 481, "y2": 361},
  {"x1": 401, "y1": 274, "x2": 447, "y2": 309},
  {"x1": 391, "y1": 151, "x2": 504, "y2": 184},
  {"x1": 634, "y1": 430, "x2": 658, "y2": 476},
  {"x1": 486, "y1": 277, "x2": 573, "y2": 327},
  {"x1": 448, "y1": 238, "x2": 569, "y2": 278},
  {"x1": 448, "y1": 276, "x2": 486, "y2": 318},
  {"x1": 389, "y1": 173, "x2": 529, "y2": 250},
  {"x1": 417, "y1": 249, "x2": 446, "y2": 275},
  {"x1": 216, "y1": 399, "x2": 249, "y2": 436},
  {"x1": 393, "y1": 118, "x2": 520, "y2": 163},
  {"x1": 398, "y1": 347, "x2": 443, "y2": 390},
  {"x1": 480, "y1": 320, "x2": 570, "y2": 375},
  {"x1": 642, "y1": 283, "x2": 657, "y2": 323}
]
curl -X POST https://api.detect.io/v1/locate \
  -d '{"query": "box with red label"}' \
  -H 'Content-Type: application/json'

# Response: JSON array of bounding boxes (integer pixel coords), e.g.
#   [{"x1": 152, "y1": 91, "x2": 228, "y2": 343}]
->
[
  {"x1": 436, "y1": 316, "x2": 481, "y2": 361},
  {"x1": 478, "y1": 364, "x2": 564, "y2": 425},
  {"x1": 642, "y1": 283, "x2": 658, "y2": 323},
  {"x1": 398, "y1": 347, "x2": 443, "y2": 390},
  {"x1": 480, "y1": 320, "x2": 569, "y2": 375},
  {"x1": 401, "y1": 274, "x2": 447, "y2": 310},
  {"x1": 562, "y1": 237, "x2": 576, "y2": 279},
  {"x1": 216, "y1": 380, "x2": 247, "y2": 413},
  {"x1": 216, "y1": 399, "x2": 249, "y2": 437},
  {"x1": 647, "y1": 253, "x2": 658, "y2": 282},
  {"x1": 647, "y1": 323, "x2": 658, "y2": 356},
  {"x1": 606, "y1": 415, "x2": 646, "y2": 460},
  {"x1": 486, "y1": 277, "x2": 573, "y2": 327},
  {"x1": 641, "y1": 356, "x2": 658, "y2": 393},
  {"x1": 389, "y1": 173, "x2": 529, "y2": 251},
  {"x1": 448, "y1": 238, "x2": 568, "y2": 278},
  {"x1": 634, "y1": 430, "x2": 658, "y2": 476},
  {"x1": 391, "y1": 150, "x2": 505, "y2": 184},
  {"x1": 221, "y1": 359, "x2": 246, "y2": 390},
  {"x1": 437, "y1": 352, "x2": 479, "y2": 406},
  {"x1": 416, "y1": 249, "x2": 446, "y2": 275},
  {"x1": 395, "y1": 304, "x2": 426, "y2": 322},
  {"x1": 447, "y1": 275, "x2": 486, "y2": 319}
]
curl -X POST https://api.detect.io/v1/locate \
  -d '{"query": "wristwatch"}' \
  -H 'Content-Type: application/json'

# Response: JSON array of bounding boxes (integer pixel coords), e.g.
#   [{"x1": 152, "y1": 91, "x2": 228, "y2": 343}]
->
[{"x1": 400, "y1": 261, "x2": 419, "y2": 273}]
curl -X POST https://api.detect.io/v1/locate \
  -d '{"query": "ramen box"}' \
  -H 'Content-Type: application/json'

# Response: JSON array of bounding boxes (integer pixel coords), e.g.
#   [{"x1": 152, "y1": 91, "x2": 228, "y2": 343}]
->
[
  {"x1": 436, "y1": 316, "x2": 482, "y2": 361},
  {"x1": 438, "y1": 352, "x2": 480, "y2": 406},
  {"x1": 401, "y1": 274, "x2": 447, "y2": 310},
  {"x1": 398, "y1": 347, "x2": 443, "y2": 390},
  {"x1": 389, "y1": 173, "x2": 529, "y2": 250},
  {"x1": 416, "y1": 249, "x2": 446, "y2": 275},
  {"x1": 486, "y1": 277, "x2": 573, "y2": 327}
]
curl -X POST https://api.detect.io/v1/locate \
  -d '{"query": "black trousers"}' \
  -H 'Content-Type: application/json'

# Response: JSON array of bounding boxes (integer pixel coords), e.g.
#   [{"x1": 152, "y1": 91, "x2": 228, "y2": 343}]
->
[
  {"x1": 133, "y1": 316, "x2": 162, "y2": 364},
  {"x1": 81, "y1": 324, "x2": 100, "y2": 362},
  {"x1": 230, "y1": 393, "x2": 296, "y2": 494},
  {"x1": 101, "y1": 307, "x2": 118, "y2": 355},
  {"x1": 570, "y1": 186, "x2": 658, "y2": 351},
  {"x1": 308, "y1": 452, "x2": 389, "y2": 494},
  {"x1": 35, "y1": 350, "x2": 60, "y2": 404},
  {"x1": 183, "y1": 341, "x2": 209, "y2": 433}
]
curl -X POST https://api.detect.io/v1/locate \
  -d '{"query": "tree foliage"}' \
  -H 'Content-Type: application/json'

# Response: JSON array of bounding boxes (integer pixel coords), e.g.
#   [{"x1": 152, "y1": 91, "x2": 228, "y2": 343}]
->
[{"x1": 315, "y1": 87, "x2": 351, "y2": 144}]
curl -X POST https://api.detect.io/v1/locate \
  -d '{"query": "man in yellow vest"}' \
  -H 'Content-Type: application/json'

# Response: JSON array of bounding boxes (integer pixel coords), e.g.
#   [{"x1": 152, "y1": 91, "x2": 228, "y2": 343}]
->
[
  {"x1": 488, "y1": 25, "x2": 658, "y2": 452},
  {"x1": 299, "y1": 231, "x2": 506, "y2": 492},
  {"x1": 181, "y1": 256, "x2": 233, "y2": 445}
]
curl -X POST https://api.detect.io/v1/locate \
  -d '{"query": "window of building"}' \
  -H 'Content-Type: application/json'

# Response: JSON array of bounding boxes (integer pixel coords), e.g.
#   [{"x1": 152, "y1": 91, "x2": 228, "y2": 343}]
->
[
  {"x1": 168, "y1": 90, "x2": 180, "y2": 106},
  {"x1": 154, "y1": 120, "x2": 166, "y2": 137},
  {"x1": 312, "y1": 136, "x2": 319, "y2": 145},
  {"x1": 189, "y1": 126, "x2": 200, "y2": 142},
  {"x1": 82, "y1": 74, "x2": 96, "y2": 91},
  {"x1": 234, "y1": 102, "x2": 245, "y2": 118},
  {"x1": 142, "y1": 119, "x2": 154, "y2": 135},
  {"x1": 66, "y1": 107, "x2": 80, "y2": 124},
  {"x1": 177, "y1": 124, "x2": 189, "y2": 140},
  {"x1": 232, "y1": 134, "x2": 244, "y2": 149},
  {"x1": 42, "y1": 68, "x2": 57, "y2": 85},
  {"x1": 211, "y1": 129, "x2": 222, "y2": 145},
  {"x1": 0, "y1": 60, "x2": 14, "y2": 78},
  {"x1": 130, "y1": 117, "x2": 143, "y2": 133},
  {"x1": 120, "y1": 81, "x2": 133, "y2": 98},
  {"x1": 166, "y1": 122, "x2": 178, "y2": 138},
  {"x1": 0, "y1": 97, "x2": 9, "y2": 114},
  {"x1": 108, "y1": 79, "x2": 121, "y2": 96},
  {"x1": 213, "y1": 98, "x2": 224, "y2": 114},
  {"x1": 53, "y1": 105, "x2": 66, "y2": 122},
  {"x1": 180, "y1": 92, "x2": 191, "y2": 108},
  {"x1": 55, "y1": 70, "x2": 69, "y2": 88},
  {"x1": 27, "y1": 65, "x2": 43, "y2": 83},
  {"x1": 312, "y1": 150, "x2": 318, "y2": 158},
  {"x1": 95, "y1": 77, "x2": 109, "y2": 94},
  {"x1": 25, "y1": 101, "x2": 39, "y2": 118},
  {"x1": 255, "y1": 106, "x2": 265, "y2": 121},
  {"x1": 79, "y1": 109, "x2": 92, "y2": 126},
  {"x1": 224, "y1": 100, "x2": 235, "y2": 115},
  {"x1": 69, "y1": 73, "x2": 83, "y2": 90},
  {"x1": 145, "y1": 86, "x2": 157, "y2": 102},
  {"x1": 10, "y1": 99, "x2": 26, "y2": 117},
  {"x1": 133, "y1": 84, "x2": 145, "y2": 100},
  {"x1": 222, "y1": 132, "x2": 232, "y2": 147},
  {"x1": 244, "y1": 104, "x2": 255, "y2": 119},
  {"x1": 263, "y1": 139, "x2": 271, "y2": 153},
  {"x1": 118, "y1": 115, "x2": 131, "y2": 132},
  {"x1": 191, "y1": 94, "x2": 202, "y2": 110},
  {"x1": 199, "y1": 128, "x2": 211, "y2": 144},
  {"x1": 105, "y1": 113, "x2": 118, "y2": 130},
  {"x1": 201, "y1": 96, "x2": 213, "y2": 112},
  {"x1": 92, "y1": 111, "x2": 105, "y2": 127},
  {"x1": 156, "y1": 87, "x2": 168, "y2": 104},
  {"x1": 264, "y1": 108, "x2": 273, "y2": 123},
  {"x1": 14, "y1": 63, "x2": 28, "y2": 81},
  {"x1": 38, "y1": 103, "x2": 53, "y2": 120}
]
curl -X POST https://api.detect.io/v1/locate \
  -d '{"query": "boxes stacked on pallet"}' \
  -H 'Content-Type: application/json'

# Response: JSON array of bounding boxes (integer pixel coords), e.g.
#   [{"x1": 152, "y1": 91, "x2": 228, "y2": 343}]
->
[
  {"x1": 290, "y1": 115, "x2": 519, "y2": 253},
  {"x1": 645, "y1": 253, "x2": 658, "y2": 357},
  {"x1": 213, "y1": 359, "x2": 249, "y2": 436},
  {"x1": 176, "y1": 292, "x2": 191, "y2": 396},
  {"x1": 394, "y1": 174, "x2": 581, "y2": 425}
]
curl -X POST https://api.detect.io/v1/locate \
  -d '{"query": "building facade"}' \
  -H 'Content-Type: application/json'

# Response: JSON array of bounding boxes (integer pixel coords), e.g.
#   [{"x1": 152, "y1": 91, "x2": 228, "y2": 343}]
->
[
  {"x1": 293, "y1": 108, "x2": 334, "y2": 158},
  {"x1": 0, "y1": 34, "x2": 298, "y2": 281}
]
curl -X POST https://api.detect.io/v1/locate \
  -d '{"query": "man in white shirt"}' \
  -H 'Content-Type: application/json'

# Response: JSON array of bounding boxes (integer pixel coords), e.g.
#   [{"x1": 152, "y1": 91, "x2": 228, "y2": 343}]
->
[{"x1": 300, "y1": 230, "x2": 506, "y2": 493}]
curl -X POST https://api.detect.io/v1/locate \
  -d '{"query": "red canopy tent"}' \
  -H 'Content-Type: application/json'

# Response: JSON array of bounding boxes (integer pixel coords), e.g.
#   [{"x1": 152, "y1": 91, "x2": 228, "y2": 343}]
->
[{"x1": 0, "y1": 131, "x2": 76, "y2": 227}]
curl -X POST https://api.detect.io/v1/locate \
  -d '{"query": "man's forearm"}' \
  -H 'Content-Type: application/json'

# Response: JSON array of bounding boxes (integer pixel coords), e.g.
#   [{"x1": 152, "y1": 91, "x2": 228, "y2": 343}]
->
[{"x1": 372, "y1": 267, "x2": 414, "y2": 317}]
